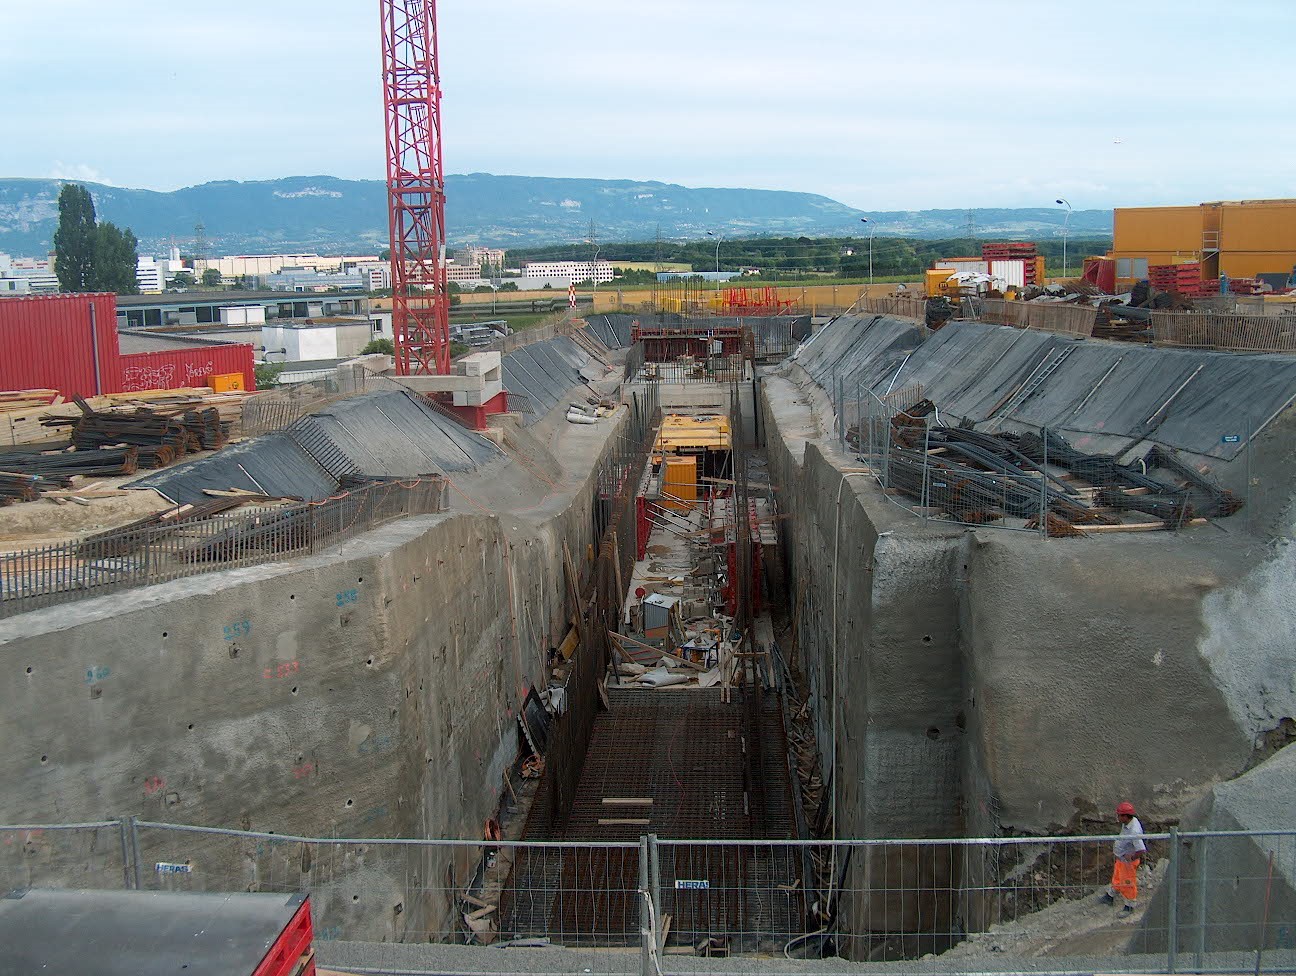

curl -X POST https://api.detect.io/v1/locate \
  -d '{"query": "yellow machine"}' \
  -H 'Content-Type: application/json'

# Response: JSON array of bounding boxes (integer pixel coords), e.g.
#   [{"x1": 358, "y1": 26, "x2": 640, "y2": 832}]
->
[{"x1": 925, "y1": 269, "x2": 957, "y2": 297}]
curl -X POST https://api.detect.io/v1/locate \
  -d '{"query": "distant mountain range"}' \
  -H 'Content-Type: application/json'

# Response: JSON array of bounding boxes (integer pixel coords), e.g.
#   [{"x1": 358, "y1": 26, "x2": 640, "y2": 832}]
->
[{"x1": 0, "y1": 174, "x2": 1113, "y2": 257}]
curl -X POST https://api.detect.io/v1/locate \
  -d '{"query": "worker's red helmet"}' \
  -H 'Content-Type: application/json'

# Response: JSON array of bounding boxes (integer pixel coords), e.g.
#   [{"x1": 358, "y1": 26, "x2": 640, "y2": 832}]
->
[{"x1": 1116, "y1": 801, "x2": 1136, "y2": 816}]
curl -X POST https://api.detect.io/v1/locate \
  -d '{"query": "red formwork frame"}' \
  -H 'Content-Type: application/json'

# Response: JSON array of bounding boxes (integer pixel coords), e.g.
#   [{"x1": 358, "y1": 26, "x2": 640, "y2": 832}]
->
[
  {"x1": 251, "y1": 896, "x2": 315, "y2": 976},
  {"x1": 381, "y1": 0, "x2": 451, "y2": 376}
]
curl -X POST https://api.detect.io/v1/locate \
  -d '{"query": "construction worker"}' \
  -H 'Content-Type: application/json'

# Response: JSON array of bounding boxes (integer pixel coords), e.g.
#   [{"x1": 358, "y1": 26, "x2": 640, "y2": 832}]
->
[{"x1": 1100, "y1": 800, "x2": 1146, "y2": 913}]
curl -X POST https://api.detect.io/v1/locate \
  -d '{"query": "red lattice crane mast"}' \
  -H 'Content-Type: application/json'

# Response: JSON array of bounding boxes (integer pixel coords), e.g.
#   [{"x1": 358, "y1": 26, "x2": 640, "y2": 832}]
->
[{"x1": 380, "y1": 0, "x2": 450, "y2": 375}]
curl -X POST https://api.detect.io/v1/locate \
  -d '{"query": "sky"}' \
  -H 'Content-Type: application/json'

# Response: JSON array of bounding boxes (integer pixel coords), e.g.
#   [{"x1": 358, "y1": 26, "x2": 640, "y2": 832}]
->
[{"x1": 4, "y1": 0, "x2": 1294, "y2": 210}]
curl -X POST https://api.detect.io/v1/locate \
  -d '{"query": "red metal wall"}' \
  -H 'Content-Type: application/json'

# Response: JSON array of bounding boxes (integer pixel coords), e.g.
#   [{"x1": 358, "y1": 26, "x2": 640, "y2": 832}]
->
[
  {"x1": 0, "y1": 293, "x2": 121, "y2": 398},
  {"x1": 118, "y1": 344, "x2": 257, "y2": 393}
]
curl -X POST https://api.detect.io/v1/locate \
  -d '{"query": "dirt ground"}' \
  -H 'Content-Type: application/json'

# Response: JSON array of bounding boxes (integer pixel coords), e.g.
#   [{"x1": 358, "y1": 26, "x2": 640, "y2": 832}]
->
[
  {"x1": 0, "y1": 482, "x2": 172, "y2": 550},
  {"x1": 936, "y1": 860, "x2": 1167, "y2": 960}
]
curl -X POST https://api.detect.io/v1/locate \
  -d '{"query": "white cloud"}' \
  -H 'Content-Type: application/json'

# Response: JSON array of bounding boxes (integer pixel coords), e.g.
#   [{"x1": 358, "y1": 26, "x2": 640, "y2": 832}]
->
[
  {"x1": 45, "y1": 162, "x2": 112, "y2": 186},
  {"x1": 4, "y1": 0, "x2": 1295, "y2": 208}
]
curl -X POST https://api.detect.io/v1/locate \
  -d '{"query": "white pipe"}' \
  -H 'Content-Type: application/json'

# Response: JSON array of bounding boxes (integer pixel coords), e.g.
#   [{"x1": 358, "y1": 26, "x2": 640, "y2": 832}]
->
[{"x1": 565, "y1": 410, "x2": 598, "y2": 425}]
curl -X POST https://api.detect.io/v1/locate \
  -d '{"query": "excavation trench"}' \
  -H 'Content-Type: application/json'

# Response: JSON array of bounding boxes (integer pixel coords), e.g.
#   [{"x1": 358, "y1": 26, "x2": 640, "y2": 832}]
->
[{"x1": 491, "y1": 377, "x2": 811, "y2": 953}]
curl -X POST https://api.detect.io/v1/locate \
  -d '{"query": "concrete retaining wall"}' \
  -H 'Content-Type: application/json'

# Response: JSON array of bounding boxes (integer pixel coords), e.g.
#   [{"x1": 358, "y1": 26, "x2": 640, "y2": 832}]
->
[
  {"x1": 0, "y1": 409, "x2": 620, "y2": 940},
  {"x1": 758, "y1": 355, "x2": 1295, "y2": 938}
]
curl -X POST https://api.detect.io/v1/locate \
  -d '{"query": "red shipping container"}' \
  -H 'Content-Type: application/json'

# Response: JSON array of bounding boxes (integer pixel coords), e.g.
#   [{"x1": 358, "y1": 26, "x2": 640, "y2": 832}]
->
[
  {"x1": 118, "y1": 343, "x2": 257, "y2": 393},
  {"x1": 0, "y1": 293, "x2": 121, "y2": 398}
]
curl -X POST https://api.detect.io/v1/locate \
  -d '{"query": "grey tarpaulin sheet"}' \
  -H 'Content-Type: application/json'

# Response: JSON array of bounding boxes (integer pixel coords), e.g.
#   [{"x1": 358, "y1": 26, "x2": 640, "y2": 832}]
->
[
  {"x1": 795, "y1": 314, "x2": 924, "y2": 393},
  {"x1": 290, "y1": 390, "x2": 502, "y2": 475},
  {"x1": 799, "y1": 317, "x2": 1296, "y2": 463},
  {"x1": 130, "y1": 431, "x2": 336, "y2": 505},
  {"x1": 131, "y1": 389, "x2": 502, "y2": 504},
  {"x1": 501, "y1": 336, "x2": 594, "y2": 423}
]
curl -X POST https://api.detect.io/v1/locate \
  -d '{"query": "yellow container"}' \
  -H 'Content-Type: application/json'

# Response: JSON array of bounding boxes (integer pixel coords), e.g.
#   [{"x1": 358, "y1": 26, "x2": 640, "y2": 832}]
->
[
  {"x1": 210, "y1": 372, "x2": 246, "y2": 393},
  {"x1": 925, "y1": 269, "x2": 955, "y2": 297},
  {"x1": 1220, "y1": 252, "x2": 1296, "y2": 279},
  {"x1": 1218, "y1": 201, "x2": 1296, "y2": 252},
  {"x1": 1113, "y1": 206, "x2": 1205, "y2": 253},
  {"x1": 661, "y1": 455, "x2": 697, "y2": 511}
]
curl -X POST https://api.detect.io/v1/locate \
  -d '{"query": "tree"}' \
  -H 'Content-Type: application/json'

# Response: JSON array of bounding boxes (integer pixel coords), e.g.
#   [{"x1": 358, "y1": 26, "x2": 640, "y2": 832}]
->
[
  {"x1": 361, "y1": 337, "x2": 395, "y2": 355},
  {"x1": 498, "y1": 281, "x2": 518, "y2": 292},
  {"x1": 201, "y1": 268, "x2": 222, "y2": 288},
  {"x1": 253, "y1": 362, "x2": 283, "y2": 389},
  {"x1": 53, "y1": 183, "x2": 142, "y2": 295},
  {"x1": 91, "y1": 222, "x2": 139, "y2": 295},
  {"x1": 53, "y1": 184, "x2": 97, "y2": 292},
  {"x1": 167, "y1": 272, "x2": 194, "y2": 291}
]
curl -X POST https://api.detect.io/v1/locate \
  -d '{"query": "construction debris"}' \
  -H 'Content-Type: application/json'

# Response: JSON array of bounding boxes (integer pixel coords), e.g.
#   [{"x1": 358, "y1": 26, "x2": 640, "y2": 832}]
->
[{"x1": 866, "y1": 406, "x2": 1242, "y2": 533}]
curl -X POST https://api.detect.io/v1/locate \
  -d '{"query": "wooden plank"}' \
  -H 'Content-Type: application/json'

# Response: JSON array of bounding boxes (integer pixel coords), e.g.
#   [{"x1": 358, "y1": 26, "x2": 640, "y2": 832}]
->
[
  {"x1": 598, "y1": 818, "x2": 651, "y2": 826},
  {"x1": 562, "y1": 541, "x2": 585, "y2": 646},
  {"x1": 1078, "y1": 518, "x2": 1207, "y2": 534},
  {"x1": 601, "y1": 798, "x2": 654, "y2": 806}
]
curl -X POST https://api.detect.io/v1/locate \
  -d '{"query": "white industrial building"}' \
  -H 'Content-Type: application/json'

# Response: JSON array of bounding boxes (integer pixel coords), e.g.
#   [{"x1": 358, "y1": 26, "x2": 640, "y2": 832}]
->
[
  {"x1": 522, "y1": 260, "x2": 613, "y2": 283},
  {"x1": 0, "y1": 254, "x2": 59, "y2": 295}
]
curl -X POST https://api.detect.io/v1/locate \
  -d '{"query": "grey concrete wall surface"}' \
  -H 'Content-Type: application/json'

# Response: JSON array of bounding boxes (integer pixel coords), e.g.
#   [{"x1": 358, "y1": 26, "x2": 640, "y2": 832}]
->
[
  {"x1": 759, "y1": 355, "x2": 1296, "y2": 938},
  {"x1": 1140, "y1": 743, "x2": 1296, "y2": 954},
  {"x1": 0, "y1": 397, "x2": 625, "y2": 941}
]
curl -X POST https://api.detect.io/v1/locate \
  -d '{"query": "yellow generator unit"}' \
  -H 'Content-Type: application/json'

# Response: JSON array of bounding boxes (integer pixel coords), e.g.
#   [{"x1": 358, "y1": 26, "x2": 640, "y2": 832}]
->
[{"x1": 925, "y1": 269, "x2": 956, "y2": 297}]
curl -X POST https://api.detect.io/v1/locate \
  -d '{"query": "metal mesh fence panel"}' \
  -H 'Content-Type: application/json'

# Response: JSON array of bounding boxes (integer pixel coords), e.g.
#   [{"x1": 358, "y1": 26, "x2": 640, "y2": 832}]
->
[
  {"x1": 0, "y1": 821, "x2": 129, "y2": 894},
  {"x1": 131, "y1": 824, "x2": 643, "y2": 973},
  {"x1": 7, "y1": 822, "x2": 1296, "y2": 975}
]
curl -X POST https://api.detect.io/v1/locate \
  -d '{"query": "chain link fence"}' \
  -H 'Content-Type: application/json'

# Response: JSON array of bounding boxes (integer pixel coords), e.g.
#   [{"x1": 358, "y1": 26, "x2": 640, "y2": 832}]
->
[{"x1": 4, "y1": 820, "x2": 1293, "y2": 975}]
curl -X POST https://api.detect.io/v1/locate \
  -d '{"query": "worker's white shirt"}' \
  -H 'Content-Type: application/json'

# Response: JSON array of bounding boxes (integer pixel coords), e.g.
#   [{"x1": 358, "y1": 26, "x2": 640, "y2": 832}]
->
[{"x1": 1115, "y1": 816, "x2": 1147, "y2": 860}]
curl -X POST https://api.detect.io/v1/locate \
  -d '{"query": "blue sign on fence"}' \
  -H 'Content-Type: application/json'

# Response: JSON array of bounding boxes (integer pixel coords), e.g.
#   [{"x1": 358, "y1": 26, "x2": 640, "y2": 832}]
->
[
  {"x1": 675, "y1": 879, "x2": 710, "y2": 890},
  {"x1": 1222, "y1": 434, "x2": 1241, "y2": 444}
]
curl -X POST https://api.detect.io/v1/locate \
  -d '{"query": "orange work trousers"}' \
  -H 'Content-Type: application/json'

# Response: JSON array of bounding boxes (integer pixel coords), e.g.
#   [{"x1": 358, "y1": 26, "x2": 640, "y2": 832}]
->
[{"x1": 1111, "y1": 857, "x2": 1141, "y2": 901}]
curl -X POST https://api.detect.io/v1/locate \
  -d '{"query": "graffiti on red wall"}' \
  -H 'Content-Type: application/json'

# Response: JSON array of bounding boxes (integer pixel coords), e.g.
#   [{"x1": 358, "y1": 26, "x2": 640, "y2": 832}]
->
[{"x1": 120, "y1": 359, "x2": 214, "y2": 393}]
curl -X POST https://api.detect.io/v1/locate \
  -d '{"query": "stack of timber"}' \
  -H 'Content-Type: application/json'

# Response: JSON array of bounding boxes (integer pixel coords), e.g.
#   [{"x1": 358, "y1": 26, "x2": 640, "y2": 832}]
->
[{"x1": 0, "y1": 387, "x2": 247, "y2": 449}]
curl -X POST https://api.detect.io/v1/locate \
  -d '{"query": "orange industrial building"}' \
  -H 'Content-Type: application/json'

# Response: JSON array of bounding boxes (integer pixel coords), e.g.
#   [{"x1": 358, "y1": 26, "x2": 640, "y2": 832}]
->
[{"x1": 1109, "y1": 199, "x2": 1296, "y2": 282}]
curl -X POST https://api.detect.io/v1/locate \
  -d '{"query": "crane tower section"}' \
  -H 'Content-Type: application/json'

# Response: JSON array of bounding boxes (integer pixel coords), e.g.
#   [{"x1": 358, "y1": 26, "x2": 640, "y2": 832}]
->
[{"x1": 380, "y1": 0, "x2": 450, "y2": 375}]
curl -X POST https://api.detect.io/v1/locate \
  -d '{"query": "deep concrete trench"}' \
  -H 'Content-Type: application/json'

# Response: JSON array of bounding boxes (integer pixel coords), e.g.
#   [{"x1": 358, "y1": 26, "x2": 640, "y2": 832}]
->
[{"x1": 4, "y1": 320, "x2": 1295, "y2": 961}]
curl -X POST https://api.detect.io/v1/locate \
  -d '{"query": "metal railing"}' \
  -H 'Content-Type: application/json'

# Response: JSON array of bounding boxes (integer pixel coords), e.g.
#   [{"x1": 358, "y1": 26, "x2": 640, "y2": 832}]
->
[
  {"x1": 1151, "y1": 312, "x2": 1296, "y2": 353},
  {"x1": 636, "y1": 358, "x2": 750, "y2": 384},
  {"x1": 0, "y1": 477, "x2": 447, "y2": 618},
  {"x1": 859, "y1": 295, "x2": 929, "y2": 321},
  {"x1": 241, "y1": 364, "x2": 404, "y2": 437},
  {"x1": 3, "y1": 820, "x2": 1293, "y2": 975},
  {"x1": 971, "y1": 298, "x2": 1099, "y2": 337}
]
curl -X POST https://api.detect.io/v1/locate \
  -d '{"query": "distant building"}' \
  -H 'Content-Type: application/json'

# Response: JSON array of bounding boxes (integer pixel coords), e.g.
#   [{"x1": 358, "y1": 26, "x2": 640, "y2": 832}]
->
[
  {"x1": 0, "y1": 254, "x2": 59, "y2": 295},
  {"x1": 523, "y1": 260, "x2": 613, "y2": 283},
  {"x1": 265, "y1": 269, "x2": 366, "y2": 293},
  {"x1": 454, "y1": 246, "x2": 506, "y2": 273},
  {"x1": 445, "y1": 262, "x2": 485, "y2": 284},
  {"x1": 358, "y1": 263, "x2": 391, "y2": 291},
  {"x1": 136, "y1": 257, "x2": 164, "y2": 293}
]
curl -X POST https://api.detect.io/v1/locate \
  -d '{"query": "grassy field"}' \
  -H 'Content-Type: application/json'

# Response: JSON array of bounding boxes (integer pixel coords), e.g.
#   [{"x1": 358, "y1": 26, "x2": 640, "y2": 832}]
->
[{"x1": 450, "y1": 309, "x2": 560, "y2": 332}]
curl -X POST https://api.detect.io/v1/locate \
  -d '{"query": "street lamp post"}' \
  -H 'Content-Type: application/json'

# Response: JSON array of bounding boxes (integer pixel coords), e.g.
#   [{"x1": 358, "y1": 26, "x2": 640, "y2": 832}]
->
[
  {"x1": 1056, "y1": 198, "x2": 1072, "y2": 279},
  {"x1": 860, "y1": 218, "x2": 874, "y2": 287}
]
